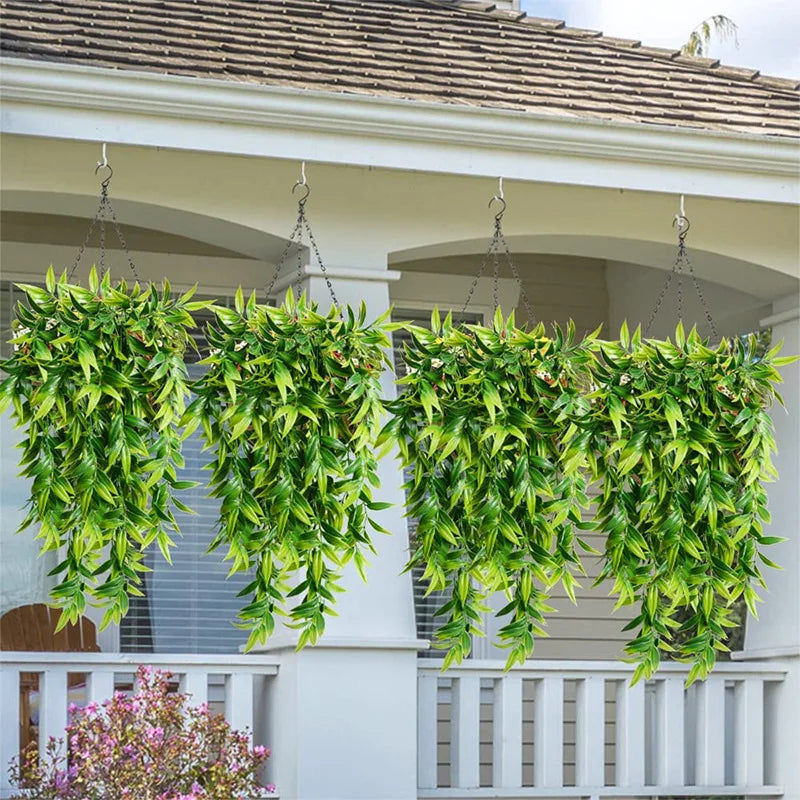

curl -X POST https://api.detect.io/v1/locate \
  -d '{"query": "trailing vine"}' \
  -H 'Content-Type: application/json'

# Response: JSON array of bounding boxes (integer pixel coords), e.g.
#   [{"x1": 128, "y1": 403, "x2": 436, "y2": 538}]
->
[
  {"x1": 381, "y1": 308, "x2": 598, "y2": 668},
  {"x1": 0, "y1": 268, "x2": 204, "y2": 630},
  {"x1": 587, "y1": 322, "x2": 795, "y2": 683},
  {"x1": 184, "y1": 290, "x2": 394, "y2": 650}
]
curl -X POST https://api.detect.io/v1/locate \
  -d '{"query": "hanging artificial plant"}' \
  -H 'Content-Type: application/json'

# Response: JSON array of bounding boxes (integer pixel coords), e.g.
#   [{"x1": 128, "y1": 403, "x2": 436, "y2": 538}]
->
[
  {"x1": 184, "y1": 289, "x2": 395, "y2": 650},
  {"x1": 0, "y1": 267, "x2": 205, "y2": 629},
  {"x1": 380, "y1": 308, "x2": 599, "y2": 668},
  {"x1": 586, "y1": 322, "x2": 795, "y2": 684}
]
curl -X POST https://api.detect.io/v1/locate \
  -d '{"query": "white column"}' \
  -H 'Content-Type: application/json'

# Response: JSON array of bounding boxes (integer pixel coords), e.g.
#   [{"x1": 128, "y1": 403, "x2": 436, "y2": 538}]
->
[
  {"x1": 738, "y1": 297, "x2": 799, "y2": 798},
  {"x1": 0, "y1": 665, "x2": 19, "y2": 795},
  {"x1": 257, "y1": 263, "x2": 425, "y2": 800}
]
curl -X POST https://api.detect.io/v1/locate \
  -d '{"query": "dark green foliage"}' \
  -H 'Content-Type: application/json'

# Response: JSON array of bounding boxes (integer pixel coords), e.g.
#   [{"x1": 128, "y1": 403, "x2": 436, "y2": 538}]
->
[
  {"x1": 585, "y1": 322, "x2": 795, "y2": 684},
  {"x1": 0, "y1": 268, "x2": 204, "y2": 630},
  {"x1": 184, "y1": 290, "x2": 394, "y2": 651},
  {"x1": 380, "y1": 308, "x2": 599, "y2": 668}
]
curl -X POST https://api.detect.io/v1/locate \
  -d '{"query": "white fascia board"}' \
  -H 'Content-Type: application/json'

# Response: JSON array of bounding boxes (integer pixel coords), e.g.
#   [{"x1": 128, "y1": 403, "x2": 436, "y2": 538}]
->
[{"x1": 1, "y1": 57, "x2": 798, "y2": 204}]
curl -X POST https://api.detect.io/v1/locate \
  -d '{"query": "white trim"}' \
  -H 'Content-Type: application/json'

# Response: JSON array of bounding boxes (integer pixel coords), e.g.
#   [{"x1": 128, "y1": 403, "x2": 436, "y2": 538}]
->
[
  {"x1": 760, "y1": 307, "x2": 800, "y2": 327},
  {"x1": 1, "y1": 58, "x2": 798, "y2": 204},
  {"x1": 731, "y1": 645, "x2": 800, "y2": 660},
  {"x1": 417, "y1": 787, "x2": 784, "y2": 798},
  {"x1": 271, "y1": 265, "x2": 402, "y2": 295},
  {"x1": 391, "y1": 273, "x2": 521, "y2": 325},
  {"x1": 0, "y1": 651, "x2": 281, "y2": 671},
  {"x1": 418, "y1": 658, "x2": 788, "y2": 676},
  {"x1": 249, "y1": 637, "x2": 430, "y2": 652}
]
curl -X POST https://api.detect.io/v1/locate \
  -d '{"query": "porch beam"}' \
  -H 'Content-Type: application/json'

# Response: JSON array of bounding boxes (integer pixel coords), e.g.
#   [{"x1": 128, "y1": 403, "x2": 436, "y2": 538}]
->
[{"x1": 1, "y1": 57, "x2": 797, "y2": 205}]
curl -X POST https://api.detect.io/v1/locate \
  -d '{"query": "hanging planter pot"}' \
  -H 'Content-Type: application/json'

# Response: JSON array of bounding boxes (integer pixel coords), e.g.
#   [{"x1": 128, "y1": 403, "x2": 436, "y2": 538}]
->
[
  {"x1": 184, "y1": 289, "x2": 395, "y2": 651},
  {"x1": 381, "y1": 308, "x2": 599, "y2": 668},
  {"x1": 587, "y1": 321, "x2": 795, "y2": 684},
  {"x1": 0, "y1": 267, "x2": 205, "y2": 629}
]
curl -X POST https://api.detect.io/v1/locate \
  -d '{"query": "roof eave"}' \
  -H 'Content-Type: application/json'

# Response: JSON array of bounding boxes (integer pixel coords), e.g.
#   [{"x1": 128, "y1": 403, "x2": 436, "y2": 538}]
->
[{"x1": 1, "y1": 57, "x2": 797, "y2": 205}]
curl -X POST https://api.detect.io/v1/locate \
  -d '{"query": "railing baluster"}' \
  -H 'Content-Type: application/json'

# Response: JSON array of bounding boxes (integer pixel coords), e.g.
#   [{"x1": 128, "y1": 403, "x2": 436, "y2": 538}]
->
[
  {"x1": 735, "y1": 678, "x2": 764, "y2": 786},
  {"x1": 225, "y1": 672, "x2": 253, "y2": 738},
  {"x1": 180, "y1": 670, "x2": 208, "y2": 707},
  {"x1": 534, "y1": 676, "x2": 563, "y2": 788},
  {"x1": 696, "y1": 676, "x2": 725, "y2": 786},
  {"x1": 417, "y1": 674, "x2": 438, "y2": 789},
  {"x1": 616, "y1": 678, "x2": 646, "y2": 787},
  {"x1": 87, "y1": 670, "x2": 115, "y2": 706},
  {"x1": 0, "y1": 666, "x2": 19, "y2": 794},
  {"x1": 576, "y1": 675, "x2": 605, "y2": 787},
  {"x1": 39, "y1": 669, "x2": 68, "y2": 759},
  {"x1": 452, "y1": 676, "x2": 480, "y2": 788},
  {"x1": 657, "y1": 677, "x2": 685, "y2": 787},
  {"x1": 493, "y1": 676, "x2": 522, "y2": 788}
]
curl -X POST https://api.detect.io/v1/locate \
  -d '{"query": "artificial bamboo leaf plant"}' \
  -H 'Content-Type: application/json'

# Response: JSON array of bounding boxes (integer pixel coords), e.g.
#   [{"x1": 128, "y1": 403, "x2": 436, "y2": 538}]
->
[
  {"x1": 0, "y1": 267, "x2": 205, "y2": 629},
  {"x1": 587, "y1": 321, "x2": 796, "y2": 684},
  {"x1": 184, "y1": 289, "x2": 395, "y2": 651},
  {"x1": 381, "y1": 308, "x2": 599, "y2": 668}
]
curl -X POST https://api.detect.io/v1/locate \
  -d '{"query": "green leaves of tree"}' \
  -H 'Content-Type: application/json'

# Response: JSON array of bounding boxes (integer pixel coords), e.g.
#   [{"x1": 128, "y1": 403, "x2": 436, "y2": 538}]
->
[
  {"x1": 0, "y1": 267, "x2": 205, "y2": 631},
  {"x1": 187, "y1": 290, "x2": 393, "y2": 651},
  {"x1": 381, "y1": 309, "x2": 598, "y2": 669},
  {"x1": 585, "y1": 324, "x2": 794, "y2": 685}
]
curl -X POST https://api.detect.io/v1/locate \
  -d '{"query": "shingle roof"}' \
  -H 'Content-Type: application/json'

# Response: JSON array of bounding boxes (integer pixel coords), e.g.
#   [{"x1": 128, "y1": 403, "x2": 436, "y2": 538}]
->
[{"x1": 1, "y1": 0, "x2": 798, "y2": 138}]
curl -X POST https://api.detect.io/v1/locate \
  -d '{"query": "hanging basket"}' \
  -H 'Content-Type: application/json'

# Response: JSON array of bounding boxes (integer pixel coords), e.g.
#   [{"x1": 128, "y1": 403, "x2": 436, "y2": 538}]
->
[
  {"x1": 0, "y1": 267, "x2": 205, "y2": 629},
  {"x1": 184, "y1": 289, "x2": 396, "y2": 650},
  {"x1": 381, "y1": 308, "x2": 599, "y2": 668},
  {"x1": 586, "y1": 322, "x2": 795, "y2": 684}
]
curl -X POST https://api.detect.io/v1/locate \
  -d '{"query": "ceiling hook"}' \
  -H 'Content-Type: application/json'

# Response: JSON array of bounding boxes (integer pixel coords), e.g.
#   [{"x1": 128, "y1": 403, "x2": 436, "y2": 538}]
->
[
  {"x1": 489, "y1": 176, "x2": 506, "y2": 222},
  {"x1": 673, "y1": 194, "x2": 689, "y2": 241},
  {"x1": 94, "y1": 142, "x2": 113, "y2": 186},
  {"x1": 292, "y1": 160, "x2": 310, "y2": 204}
]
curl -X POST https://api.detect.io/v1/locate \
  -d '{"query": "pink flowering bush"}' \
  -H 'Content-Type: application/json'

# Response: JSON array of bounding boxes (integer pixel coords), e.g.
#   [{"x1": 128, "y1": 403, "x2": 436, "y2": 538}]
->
[{"x1": 8, "y1": 665, "x2": 275, "y2": 800}]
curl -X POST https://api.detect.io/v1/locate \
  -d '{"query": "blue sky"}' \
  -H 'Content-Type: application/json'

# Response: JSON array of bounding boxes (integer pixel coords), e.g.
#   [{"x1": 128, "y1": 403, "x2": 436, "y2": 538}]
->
[{"x1": 519, "y1": 0, "x2": 800, "y2": 78}]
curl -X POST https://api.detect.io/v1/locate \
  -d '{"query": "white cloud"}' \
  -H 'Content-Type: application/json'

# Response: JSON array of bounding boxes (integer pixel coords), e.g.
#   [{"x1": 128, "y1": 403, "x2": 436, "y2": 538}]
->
[{"x1": 520, "y1": 0, "x2": 800, "y2": 77}]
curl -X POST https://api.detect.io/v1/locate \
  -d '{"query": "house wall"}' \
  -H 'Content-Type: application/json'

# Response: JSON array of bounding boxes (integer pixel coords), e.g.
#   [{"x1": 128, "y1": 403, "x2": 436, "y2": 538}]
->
[{"x1": 1, "y1": 133, "x2": 797, "y2": 666}]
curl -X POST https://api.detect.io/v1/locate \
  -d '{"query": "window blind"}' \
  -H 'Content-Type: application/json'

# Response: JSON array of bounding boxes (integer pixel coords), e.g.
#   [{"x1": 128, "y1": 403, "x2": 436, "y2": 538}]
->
[
  {"x1": 121, "y1": 295, "x2": 253, "y2": 653},
  {"x1": 391, "y1": 309, "x2": 481, "y2": 658}
]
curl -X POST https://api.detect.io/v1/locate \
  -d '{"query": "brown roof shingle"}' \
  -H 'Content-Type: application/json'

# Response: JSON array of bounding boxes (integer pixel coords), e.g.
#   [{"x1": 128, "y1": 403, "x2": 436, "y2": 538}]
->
[{"x1": 1, "y1": 0, "x2": 798, "y2": 138}]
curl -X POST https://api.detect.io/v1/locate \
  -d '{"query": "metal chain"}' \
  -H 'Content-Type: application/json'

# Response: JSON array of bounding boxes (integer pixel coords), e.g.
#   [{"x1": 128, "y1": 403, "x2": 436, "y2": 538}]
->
[
  {"x1": 461, "y1": 241, "x2": 494, "y2": 314},
  {"x1": 491, "y1": 223, "x2": 501, "y2": 314},
  {"x1": 99, "y1": 214, "x2": 107, "y2": 277},
  {"x1": 681, "y1": 244, "x2": 718, "y2": 340},
  {"x1": 301, "y1": 210, "x2": 340, "y2": 308},
  {"x1": 645, "y1": 220, "x2": 718, "y2": 339},
  {"x1": 68, "y1": 171, "x2": 141, "y2": 283},
  {"x1": 496, "y1": 227, "x2": 536, "y2": 324},
  {"x1": 68, "y1": 209, "x2": 102, "y2": 280},
  {"x1": 295, "y1": 220, "x2": 304, "y2": 302},
  {"x1": 266, "y1": 217, "x2": 303, "y2": 301},
  {"x1": 104, "y1": 192, "x2": 141, "y2": 283},
  {"x1": 463, "y1": 214, "x2": 537, "y2": 324},
  {"x1": 645, "y1": 269, "x2": 677, "y2": 337},
  {"x1": 266, "y1": 187, "x2": 341, "y2": 314}
]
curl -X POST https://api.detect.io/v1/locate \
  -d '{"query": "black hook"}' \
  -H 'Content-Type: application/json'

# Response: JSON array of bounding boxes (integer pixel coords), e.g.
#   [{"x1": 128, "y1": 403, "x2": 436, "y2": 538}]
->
[
  {"x1": 488, "y1": 195, "x2": 506, "y2": 222},
  {"x1": 95, "y1": 162, "x2": 113, "y2": 190},
  {"x1": 292, "y1": 181, "x2": 310, "y2": 206},
  {"x1": 673, "y1": 214, "x2": 690, "y2": 242}
]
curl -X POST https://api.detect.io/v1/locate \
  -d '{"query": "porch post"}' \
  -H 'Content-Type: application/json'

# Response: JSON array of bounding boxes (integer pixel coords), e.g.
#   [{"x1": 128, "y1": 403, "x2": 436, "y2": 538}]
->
[
  {"x1": 255, "y1": 264, "x2": 425, "y2": 800},
  {"x1": 736, "y1": 294, "x2": 799, "y2": 797}
]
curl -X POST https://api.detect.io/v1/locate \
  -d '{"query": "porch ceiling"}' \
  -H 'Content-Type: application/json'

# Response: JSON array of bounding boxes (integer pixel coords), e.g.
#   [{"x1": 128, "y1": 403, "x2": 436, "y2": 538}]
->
[{"x1": 1, "y1": 138, "x2": 797, "y2": 307}]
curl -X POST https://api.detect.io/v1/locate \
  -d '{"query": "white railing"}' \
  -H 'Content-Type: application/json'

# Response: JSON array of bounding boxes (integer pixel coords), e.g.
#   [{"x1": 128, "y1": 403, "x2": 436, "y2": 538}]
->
[
  {"x1": 0, "y1": 651, "x2": 280, "y2": 797},
  {"x1": 417, "y1": 660, "x2": 787, "y2": 799}
]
